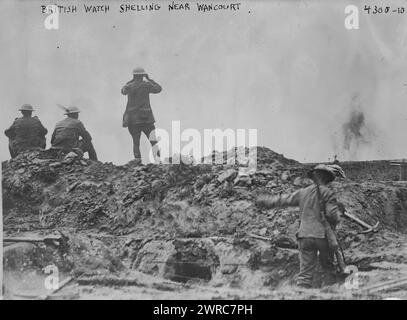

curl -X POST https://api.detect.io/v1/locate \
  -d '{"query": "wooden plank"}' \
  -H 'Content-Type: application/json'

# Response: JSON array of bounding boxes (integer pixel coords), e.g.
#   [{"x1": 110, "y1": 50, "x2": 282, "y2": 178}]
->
[
  {"x1": 360, "y1": 276, "x2": 407, "y2": 293},
  {"x1": 364, "y1": 279, "x2": 407, "y2": 294}
]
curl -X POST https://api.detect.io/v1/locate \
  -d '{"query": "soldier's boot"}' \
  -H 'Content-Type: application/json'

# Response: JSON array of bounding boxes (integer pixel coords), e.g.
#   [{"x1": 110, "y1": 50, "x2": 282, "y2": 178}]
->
[
  {"x1": 129, "y1": 158, "x2": 143, "y2": 166},
  {"x1": 150, "y1": 141, "x2": 161, "y2": 164}
]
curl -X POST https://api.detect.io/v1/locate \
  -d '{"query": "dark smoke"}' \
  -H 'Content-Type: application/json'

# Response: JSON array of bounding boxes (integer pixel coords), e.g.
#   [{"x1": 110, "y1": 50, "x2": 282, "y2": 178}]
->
[
  {"x1": 343, "y1": 110, "x2": 366, "y2": 150},
  {"x1": 337, "y1": 92, "x2": 378, "y2": 160}
]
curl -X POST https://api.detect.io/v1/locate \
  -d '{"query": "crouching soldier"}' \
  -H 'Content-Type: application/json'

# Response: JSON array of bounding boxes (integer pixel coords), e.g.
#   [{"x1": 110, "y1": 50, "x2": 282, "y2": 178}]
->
[
  {"x1": 4, "y1": 104, "x2": 48, "y2": 158},
  {"x1": 256, "y1": 164, "x2": 346, "y2": 288},
  {"x1": 51, "y1": 106, "x2": 98, "y2": 161}
]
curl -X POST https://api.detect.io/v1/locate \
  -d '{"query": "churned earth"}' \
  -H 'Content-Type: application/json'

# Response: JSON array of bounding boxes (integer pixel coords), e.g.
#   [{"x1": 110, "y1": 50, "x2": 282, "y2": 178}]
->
[{"x1": 2, "y1": 148, "x2": 407, "y2": 299}]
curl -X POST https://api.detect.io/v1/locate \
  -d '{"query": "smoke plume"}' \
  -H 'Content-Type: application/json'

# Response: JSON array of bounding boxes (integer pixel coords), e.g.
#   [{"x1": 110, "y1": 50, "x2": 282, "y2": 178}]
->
[
  {"x1": 340, "y1": 93, "x2": 376, "y2": 160},
  {"x1": 343, "y1": 110, "x2": 366, "y2": 150}
]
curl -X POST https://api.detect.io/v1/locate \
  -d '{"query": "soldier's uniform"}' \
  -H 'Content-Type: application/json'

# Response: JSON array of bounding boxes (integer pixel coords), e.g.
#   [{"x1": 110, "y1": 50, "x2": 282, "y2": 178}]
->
[
  {"x1": 4, "y1": 116, "x2": 48, "y2": 158},
  {"x1": 51, "y1": 117, "x2": 97, "y2": 160},
  {"x1": 121, "y1": 68, "x2": 162, "y2": 161},
  {"x1": 268, "y1": 184, "x2": 341, "y2": 287},
  {"x1": 258, "y1": 164, "x2": 347, "y2": 288}
]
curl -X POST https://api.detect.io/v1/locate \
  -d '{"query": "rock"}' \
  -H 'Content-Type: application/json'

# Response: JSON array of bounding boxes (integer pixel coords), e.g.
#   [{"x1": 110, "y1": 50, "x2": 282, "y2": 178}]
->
[
  {"x1": 259, "y1": 227, "x2": 268, "y2": 236},
  {"x1": 350, "y1": 242, "x2": 360, "y2": 248},
  {"x1": 259, "y1": 247, "x2": 278, "y2": 265},
  {"x1": 353, "y1": 234, "x2": 366, "y2": 242},
  {"x1": 233, "y1": 175, "x2": 252, "y2": 186},
  {"x1": 49, "y1": 162, "x2": 62, "y2": 168},
  {"x1": 67, "y1": 181, "x2": 81, "y2": 192},
  {"x1": 266, "y1": 181, "x2": 278, "y2": 188},
  {"x1": 274, "y1": 236, "x2": 297, "y2": 249},
  {"x1": 344, "y1": 236, "x2": 352, "y2": 244},
  {"x1": 32, "y1": 158, "x2": 47, "y2": 165},
  {"x1": 64, "y1": 152, "x2": 78, "y2": 160},
  {"x1": 80, "y1": 181, "x2": 102, "y2": 189},
  {"x1": 286, "y1": 221, "x2": 299, "y2": 242},
  {"x1": 281, "y1": 171, "x2": 290, "y2": 181},
  {"x1": 293, "y1": 177, "x2": 303, "y2": 186},
  {"x1": 221, "y1": 264, "x2": 238, "y2": 274},
  {"x1": 217, "y1": 169, "x2": 237, "y2": 183},
  {"x1": 238, "y1": 166, "x2": 256, "y2": 176}
]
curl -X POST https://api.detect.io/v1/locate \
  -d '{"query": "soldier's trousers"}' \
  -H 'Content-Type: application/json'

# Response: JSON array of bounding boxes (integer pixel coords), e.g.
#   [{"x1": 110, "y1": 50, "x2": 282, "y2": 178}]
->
[
  {"x1": 51, "y1": 140, "x2": 97, "y2": 161},
  {"x1": 78, "y1": 140, "x2": 98, "y2": 161},
  {"x1": 297, "y1": 237, "x2": 336, "y2": 288},
  {"x1": 128, "y1": 123, "x2": 160, "y2": 160},
  {"x1": 9, "y1": 144, "x2": 17, "y2": 158}
]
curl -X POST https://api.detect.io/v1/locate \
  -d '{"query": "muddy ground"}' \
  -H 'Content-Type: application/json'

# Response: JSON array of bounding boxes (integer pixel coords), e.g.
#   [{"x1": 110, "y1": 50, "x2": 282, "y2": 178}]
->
[{"x1": 2, "y1": 148, "x2": 407, "y2": 299}]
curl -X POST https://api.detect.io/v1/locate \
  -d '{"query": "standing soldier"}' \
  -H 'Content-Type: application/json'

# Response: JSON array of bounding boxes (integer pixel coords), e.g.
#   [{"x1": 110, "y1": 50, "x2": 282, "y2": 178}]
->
[
  {"x1": 121, "y1": 67, "x2": 162, "y2": 164},
  {"x1": 51, "y1": 105, "x2": 98, "y2": 161},
  {"x1": 256, "y1": 164, "x2": 346, "y2": 288},
  {"x1": 4, "y1": 104, "x2": 48, "y2": 158}
]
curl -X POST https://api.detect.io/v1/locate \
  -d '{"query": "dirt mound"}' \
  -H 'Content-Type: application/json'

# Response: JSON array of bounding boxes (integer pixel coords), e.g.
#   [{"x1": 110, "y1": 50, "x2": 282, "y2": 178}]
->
[
  {"x1": 3, "y1": 147, "x2": 407, "y2": 299},
  {"x1": 2, "y1": 147, "x2": 305, "y2": 236}
]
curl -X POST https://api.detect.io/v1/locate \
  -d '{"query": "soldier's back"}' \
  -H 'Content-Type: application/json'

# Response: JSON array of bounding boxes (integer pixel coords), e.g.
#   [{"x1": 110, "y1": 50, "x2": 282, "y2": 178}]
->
[
  {"x1": 53, "y1": 117, "x2": 83, "y2": 148},
  {"x1": 14, "y1": 116, "x2": 43, "y2": 140},
  {"x1": 9, "y1": 116, "x2": 46, "y2": 154},
  {"x1": 55, "y1": 117, "x2": 82, "y2": 129}
]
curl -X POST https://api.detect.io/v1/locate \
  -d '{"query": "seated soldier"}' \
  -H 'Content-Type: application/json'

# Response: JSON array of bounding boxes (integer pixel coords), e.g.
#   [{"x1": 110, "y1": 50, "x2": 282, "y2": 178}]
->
[
  {"x1": 4, "y1": 104, "x2": 48, "y2": 158},
  {"x1": 51, "y1": 106, "x2": 98, "y2": 161}
]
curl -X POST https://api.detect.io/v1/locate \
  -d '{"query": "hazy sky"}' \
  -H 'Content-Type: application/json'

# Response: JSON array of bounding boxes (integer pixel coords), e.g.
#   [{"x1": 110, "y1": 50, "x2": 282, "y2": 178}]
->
[{"x1": 1, "y1": 0, "x2": 407, "y2": 164}]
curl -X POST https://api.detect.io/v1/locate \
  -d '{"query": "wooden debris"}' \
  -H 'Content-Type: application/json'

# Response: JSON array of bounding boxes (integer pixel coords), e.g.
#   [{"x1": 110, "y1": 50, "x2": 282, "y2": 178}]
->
[{"x1": 360, "y1": 276, "x2": 407, "y2": 294}]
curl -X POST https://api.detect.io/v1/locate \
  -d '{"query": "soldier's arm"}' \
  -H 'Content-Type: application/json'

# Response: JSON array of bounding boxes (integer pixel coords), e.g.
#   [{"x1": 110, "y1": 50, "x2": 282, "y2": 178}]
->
[
  {"x1": 256, "y1": 189, "x2": 302, "y2": 209},
  {"x1": 121, "y1": 80, "x2": 133, "y2": 95},
  {"x1": 4, "y1": 121, "x2": 17, "y2": 139},
  {"x1": 34, "y1": 117, "x2": 48, "y2": 136},
  {"x1": 145, "y1": 79, "x2": 162, "y2": 94},
  {"x1": 321, "y1": 187, "x2": 341, "y2": 226},
  {"x1": 77, "y1": 122, "x2": 92, "y2": 143}
]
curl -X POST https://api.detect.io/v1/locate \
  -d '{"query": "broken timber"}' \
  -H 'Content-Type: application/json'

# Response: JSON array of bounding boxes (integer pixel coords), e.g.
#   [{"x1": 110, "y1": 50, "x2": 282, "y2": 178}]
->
[{"x1": 360, "y1": 276, "x2": 407, "y2": 294}]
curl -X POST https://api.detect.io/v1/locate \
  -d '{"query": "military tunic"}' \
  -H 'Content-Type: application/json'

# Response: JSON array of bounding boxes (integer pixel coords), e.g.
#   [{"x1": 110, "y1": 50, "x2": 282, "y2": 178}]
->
[
  {"x1": 121, "y1": 78, "x2": 162, "y2": 125},
  {"x1": 51, "y1": 117, "x2": 92, "y2": 150},
  {"x1": 4, "y1": 116, "x2": 48, "y2": 157}
]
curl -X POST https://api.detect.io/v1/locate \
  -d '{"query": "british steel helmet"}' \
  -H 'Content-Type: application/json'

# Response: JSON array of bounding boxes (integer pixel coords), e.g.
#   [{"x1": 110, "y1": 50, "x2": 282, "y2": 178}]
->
[
  {"x1": 312, "y1": 164, "x2": 346, "y2": 182},
  {"x1": 132, "y1": 67, "x2": 146, "y2": 75},
  {"x1": 64, "y1": 105, "x2": 81, "y2": 115},
  {"x1": 19, "y1": 104, "x2": 35, "y2": 111}
]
